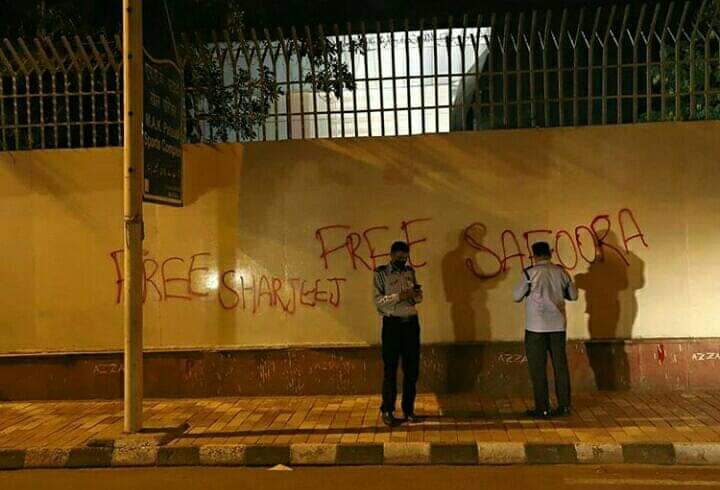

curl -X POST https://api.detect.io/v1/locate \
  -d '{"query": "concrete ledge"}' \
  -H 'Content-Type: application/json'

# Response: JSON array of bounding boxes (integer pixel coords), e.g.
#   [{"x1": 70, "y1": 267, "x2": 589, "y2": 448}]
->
[
  {"x1": 673, "y1": 443, "x2": 720, "y2": 465},
  {"x1": 622, "y1": 443, "x2": 676, "y2": 465},
  {"x1": 575, "y1": 443, "x2": 623, "y2": 464},
  {"x1": 383, "y1": 442, "x2": 431, "y2": 465},
  {"x1": 336, "y1": 444, "x2": 383, "y2": 465},
  {"x1": 525, "y1": 444, "x2": 578, "y2": 464},
  {"x1": 89, "y1": 422, "x2": 189, "y2": 449},
  {"x1": 111, "y1": 446, "x2": 159, "y2": 467},
  {"x1": 66, "y1": 447, "x2": 114, "y2": 468},
  {"x1": 476, "y1": 442, "x2": 526, "y2": 465},
  {"x1": 430, "y1": 443, "x2": 478, "y2": 465},
  {"x1": 199, "y1": 445, "x2": 247, "y2": 466},
  {"x1": 245, "y1": 445, "x2": 290, "y2": 466},
  {"x1": 8, "y1": 442, "x2": 720, "y2": 470},
  {"x1": 290, "y1": 443, "x2": 337, "y2": 465},
  {"x1": 157, "y1": 447, "x2": 200, "y2": 466},
  {"x1": 24, "y1": 448, "x2": 70, "y2": 468}
]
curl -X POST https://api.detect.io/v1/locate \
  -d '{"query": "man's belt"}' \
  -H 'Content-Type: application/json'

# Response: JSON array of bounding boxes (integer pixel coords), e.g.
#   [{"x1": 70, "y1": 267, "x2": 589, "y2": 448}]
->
[{"x1": 385, "y1": 315, "x2": 418, "y2": 323}]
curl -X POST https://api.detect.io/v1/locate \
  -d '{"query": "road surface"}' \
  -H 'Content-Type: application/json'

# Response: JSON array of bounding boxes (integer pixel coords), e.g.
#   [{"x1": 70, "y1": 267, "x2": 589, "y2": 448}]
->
[{"x1": 3, "y1": 465, "x2": 720, "y2": 489}]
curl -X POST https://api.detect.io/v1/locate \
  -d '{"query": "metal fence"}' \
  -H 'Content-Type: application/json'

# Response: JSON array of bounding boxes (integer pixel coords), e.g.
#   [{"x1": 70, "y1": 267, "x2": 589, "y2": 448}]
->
[{"x1": 0, "y1": 1, "x2": 718, "y2": 150}]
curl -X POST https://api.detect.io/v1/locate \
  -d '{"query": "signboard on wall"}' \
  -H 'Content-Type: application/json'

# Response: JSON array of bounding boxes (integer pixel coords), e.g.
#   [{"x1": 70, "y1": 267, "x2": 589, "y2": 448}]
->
[{"x1": 142, "y1": 0, "x2": 183, "y2": 206}]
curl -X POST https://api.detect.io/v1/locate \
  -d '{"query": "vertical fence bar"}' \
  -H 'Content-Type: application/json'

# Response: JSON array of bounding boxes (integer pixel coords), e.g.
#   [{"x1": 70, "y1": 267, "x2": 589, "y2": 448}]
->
[
  {"x1": 616, "y1": 6, "x2": 630, "y2": 124},
  {"x1": 45, "y1": 37, "x2": 70, "y2": 146},
  {"x1": 674, "y1": 3, "x2": 691, "y2": 120},
  {"x1": 704, "y1": 30, "x2": 711, "y2": 119},
  {"x1": 376, "y1": 21, "x2": 385, "y2": 136},
  {"x1": 419, "y1": 19, "x2": 426, "y2": 133},
  {"x1": 334, "y1": 25, "x2": 346, "y2": 138},
  {"x1": 0, "y1": 71, "x2": 5, "y2": 149},
  {"x1": 542, "y1": 11, "x2": 552, "y2": 127},
  {"x1": 572, "y1": 8, "x2": 585, "y2": 126},
  {"x1": 4, "y1": 41, "x2": 30, "y2": 148},
  {"x1": 18, "y1": 39, "x2": 44, "y2": 148},
  {"x1": 277, "y1": 28, "x2": 292, "y2": 139},
  {"x1": 76, "y1": 36, "x2": 97, "y2": 146},
  {"x1": 587, "y1": 8, "x2": 602, "y2": 126},
  {"x1": 389, "y1": 20, "x2": 398, "y2": 136},
  {"x1": 471, "y1": 14, "x2": 483, "y2": 131},
  {"x1": 231, "y1": 29, "x2": 252, "y2": 143},
  {"x1": 62, "y1": 36, "x2": 84, "y2": 147},
  {"x1": 631, "y1": 5, "x2": 646, "y2": 123},
  {"x1": 237, "y1": 31, "x2": 255, "y2": 141},
  {"x1": 87, "y1": 36, "x2": 111, "y2": 145},
  {"x1": 12, "y1": 65, "x2": 20, "y2": 148},
  {"x1": 347, "y1": 22, "x2": 359, "y2": 138},
  {"x1": 459, "y1": 15, "x2": 468, "y2": 131},
  {"x1": 646, "y1": 4, "x2": 662, "y2": 120},
  {"x1": 446, "y1": 16, "x2": 453, "y2": 132},
  {"x1": 601, "y1": 6, "x2": 617, "y2": 125},
  {"x1": 404, "y1": 19, "x2": 412, "y2": 135},
  {"x1": 0, "y1": 47, "x2": 12, "y2": 149},
  {"x1": 557, "y1": 10, "x2": 566, "y2": 126},
  {"x1": 290, "y1": 27, "x2": 306, "y2": 138},
  {"x1": 317, "y1": 25, "x2": 333, "y2": 138},
  {"x1": 501, "y1": 13, "x2": 510, "y2": 128},
  {"x1": 515, "y1": 12, "x2": 524, "y2": 128},
  {"x1": 525, "y1": 10, "x2": 537, "y2": 128},
  {"x1": 25, "y1": 71, "x2": 32, "y2": 148},
  {"x1": 250, "y1": 29, "x2": 269, "y2": 141},
  {"x1": 432, "y1": 17, "x2": 439, "y2": 132},
  {"x1": 234, "y1": 31, "x2": 251, "y2": 141},
  {"x1": 488, "y1": 13, "x2": 497, "y2": 129},
  {"x1": 2, "y1": 43, "x2": 22, "y2": 148},
  {"x1": 360, "y1": 22, "x2": 372, "y2": 137},
  {"x1": 111, "y1": 35, "x2": 123, "y2": 145},
  {"x1": 263, "y1": 29, "x2": 281, "y2": 140},
  {"x1": 304, "y1": 26, "x2": 320, "y2": 138},
  {"x1": 213, "y1": 32, "x2": 231, "y2": 138},
  {"x1": 659, "y1": 4, "x2": 675, "y2": 120},
  {"x1": 688, "y1": 0, "x2": 708, "y2": 120}
]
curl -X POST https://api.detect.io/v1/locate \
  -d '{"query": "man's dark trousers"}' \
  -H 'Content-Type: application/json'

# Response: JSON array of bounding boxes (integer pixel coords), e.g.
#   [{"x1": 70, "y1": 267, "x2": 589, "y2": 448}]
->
[
  {"x1": 381, "y1": 315, "x2": 420, "y2": 415},
  {"x1": 525, "y1": 330, "x2": 571, "y2": 411}
]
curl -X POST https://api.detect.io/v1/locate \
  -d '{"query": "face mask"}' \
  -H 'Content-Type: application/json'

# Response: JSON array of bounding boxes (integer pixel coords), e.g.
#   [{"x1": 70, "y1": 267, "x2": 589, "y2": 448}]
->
[{"x1": 393, "y1": 259, "x2": 407, "y2": 268}]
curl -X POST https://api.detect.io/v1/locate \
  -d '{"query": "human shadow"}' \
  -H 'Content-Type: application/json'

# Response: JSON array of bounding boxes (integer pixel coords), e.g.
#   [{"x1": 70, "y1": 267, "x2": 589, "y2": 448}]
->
[
  {"x1": 575, "y1": 231, "x2": 646, "y2": 391},
  {"x1": 440, "y1": 227, "x2": 504, "y2": 395}
]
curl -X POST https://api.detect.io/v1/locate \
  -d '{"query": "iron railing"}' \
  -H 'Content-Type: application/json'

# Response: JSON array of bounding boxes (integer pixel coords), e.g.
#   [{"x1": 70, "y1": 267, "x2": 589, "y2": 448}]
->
[{"x1": 0, "y1": 1, "x2": 718, "y2": 150}]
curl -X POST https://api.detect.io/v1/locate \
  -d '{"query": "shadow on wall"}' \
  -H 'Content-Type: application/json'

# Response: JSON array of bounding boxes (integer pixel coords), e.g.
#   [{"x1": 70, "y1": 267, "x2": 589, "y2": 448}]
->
[
  {"x1": 442, "y1": 228, "x2": 504, "y2": 343},
  {"x1": 575, "y1": 231, "x2": 646, "y2": 391},
  {"x1": 440, "y1": 226, "x2": 504, "y2": 394}
]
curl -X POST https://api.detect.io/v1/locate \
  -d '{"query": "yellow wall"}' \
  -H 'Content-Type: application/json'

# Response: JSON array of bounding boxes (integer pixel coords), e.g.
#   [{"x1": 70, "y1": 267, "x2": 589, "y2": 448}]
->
[{"x1": 1, "y1": 122, "x2": 719, "y2": 354}]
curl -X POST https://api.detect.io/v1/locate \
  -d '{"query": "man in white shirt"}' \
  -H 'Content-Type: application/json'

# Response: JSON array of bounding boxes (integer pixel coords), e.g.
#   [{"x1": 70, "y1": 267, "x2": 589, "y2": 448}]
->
[{"x1": 513, "y1": 242, "x2": 578, "y2": 418}]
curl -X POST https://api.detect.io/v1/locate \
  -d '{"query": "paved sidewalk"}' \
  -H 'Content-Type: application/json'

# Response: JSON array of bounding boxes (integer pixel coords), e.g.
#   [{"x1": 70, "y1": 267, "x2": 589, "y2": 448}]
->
[{"x1": 3, "y1": 391, "x2": 720, "y2": 468}]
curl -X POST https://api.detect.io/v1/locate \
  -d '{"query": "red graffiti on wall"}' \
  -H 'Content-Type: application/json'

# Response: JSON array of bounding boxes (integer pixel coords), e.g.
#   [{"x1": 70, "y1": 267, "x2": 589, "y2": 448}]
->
[
  {"x1": 464, "y1": 208, "x2": 648, "y2": 279},
  {"x1": 109, "y1": 250, "x2": 347, "y2": 314},
  {"x1": 315, "y1": 218, "x2": 432, "y2": 271}
]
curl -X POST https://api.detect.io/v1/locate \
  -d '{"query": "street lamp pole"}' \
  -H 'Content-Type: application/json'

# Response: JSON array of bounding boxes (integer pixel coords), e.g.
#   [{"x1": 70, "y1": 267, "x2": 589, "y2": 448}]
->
[{"x1": 122, "y1": 0, "x2": 144, "y2": 434}]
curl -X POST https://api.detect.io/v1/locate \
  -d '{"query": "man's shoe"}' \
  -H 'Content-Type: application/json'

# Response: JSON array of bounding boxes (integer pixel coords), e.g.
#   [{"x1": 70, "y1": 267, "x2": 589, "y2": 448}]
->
[
  {"x1": 550, "y1": 406, "x2": 571, "y2": 417},
  {"x1": 403, "y1": 413, "x2": 422, "y2": 423},
  {"x1": 525, "y1": 408, "x2": 550, "y2": 419},
  {"x1": 382, "y1": 412, "x2": 400, "y2": 427}
]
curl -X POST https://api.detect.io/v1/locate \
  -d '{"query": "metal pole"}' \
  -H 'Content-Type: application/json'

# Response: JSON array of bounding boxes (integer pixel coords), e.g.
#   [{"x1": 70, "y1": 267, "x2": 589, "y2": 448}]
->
[{"x1": 122, "y1": 0, "x2": 144, "y2": 434}]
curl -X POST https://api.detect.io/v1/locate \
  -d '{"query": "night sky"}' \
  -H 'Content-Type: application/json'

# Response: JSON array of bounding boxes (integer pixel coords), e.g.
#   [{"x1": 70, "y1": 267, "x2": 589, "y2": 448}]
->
[{"x1": 0, "y1": 0, "x2": 694, "y2": 38}]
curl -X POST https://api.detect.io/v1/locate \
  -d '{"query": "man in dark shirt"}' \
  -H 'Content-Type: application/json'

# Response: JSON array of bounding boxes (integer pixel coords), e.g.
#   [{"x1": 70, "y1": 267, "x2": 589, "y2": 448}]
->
[{"x1": 373, "y1": 241, "x2": 423, "y2": 427}]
